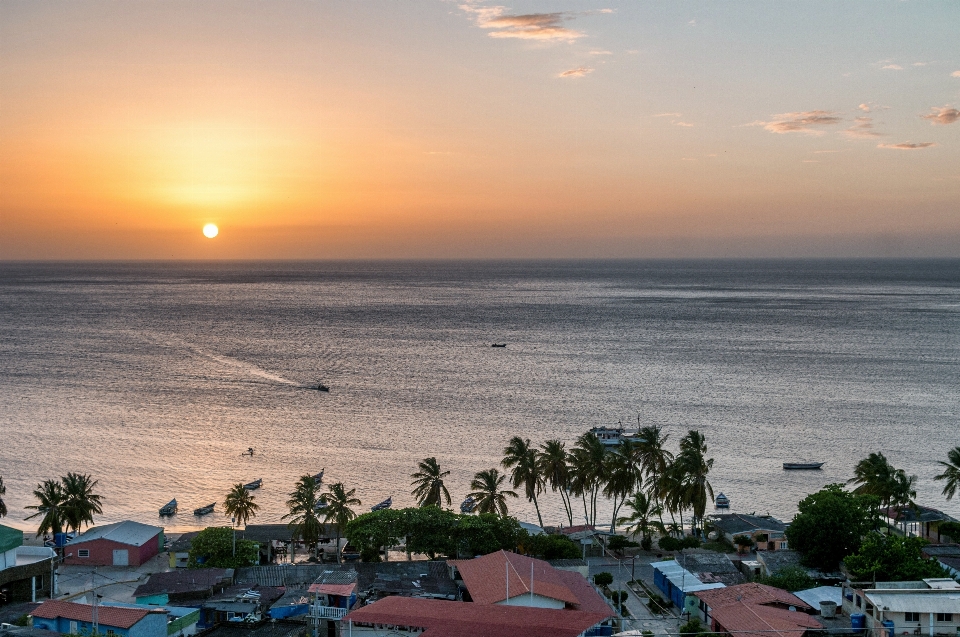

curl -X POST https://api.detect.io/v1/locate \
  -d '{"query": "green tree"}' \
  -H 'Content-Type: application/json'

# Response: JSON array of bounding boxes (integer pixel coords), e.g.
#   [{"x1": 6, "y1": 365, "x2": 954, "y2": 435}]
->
[
  {"x1": 345, "y1": 508, "x2": 405, "y2": 562},
  {"x1": 61, "y1": 473, "x2": 104, "y2": 535},
  {"x1": 785, "y1": 484, "x2": 878, "y2": 571},
  {"x1": 636, "y1": 425, "x2": 674, "y2": 529},
  {"x1": 594, "y1": 572, "x2": 613, "y2": 587},
  {"x1": 456, "y1": 513, "x2": 525, "y2": 557},
  {"x1": 0, "y1": 476, "x2": 7, "y2": 518},
  {"x1": 569, "y1": 433, "x2": 608, "y2": 526},
  {"x1": 538, "y1": 440, "x2": 574, "y2": 526},
  {"x1": 604, "y1": 440, "x2": 642, "y2": 532},
  {"x1": 224, "y1": 483, "x2": 260, "y2": 527},
  {"x1": 410, "y1": 457, "x2": 452, "y2": 508},
  {"x1": 502, "y1": 437, "x2": 545, "y2": 528},
  {"x1": 677, "y1": 430, "x2": 714, "y2": 536},
  {"x1": 756, "y1": 565, "x2": 815, "y2": 591},
  {"x1": 524, "y1": 532, "x2": 582, "y2": 560},
  {"x1": 283, "y1": 475, "x2": 324, "y2": 561},
  {"x1": 467, "y1": 468, "x2": 517, "y2": 517},
  {"x1": 848, "y1": 452, "x2": 898, "y2": 507},
  {"x1": 934, "y1": 447, "x2": 960, "y2": 501},
  {"x1": 733, "y1": 534, "x2": 753, "y2": 554},
  {"x1": 320, "y1": 482, "x2": 361, "y2": 564},
  {"x1": 617, "y1": 491, "x2": 665, "y2": 542},
  {"x1": 844, "y1": 534, "x2": 950, "y2": 582},
  {"x1": 187, "y1": 526, "x2": 258, "y2": 568},
  {"x1": 402, "y1": 505, "x2": 458, "y2": 558},
  {"x1": 25, "y1": 479, "x2": 67, "y2": 538}
]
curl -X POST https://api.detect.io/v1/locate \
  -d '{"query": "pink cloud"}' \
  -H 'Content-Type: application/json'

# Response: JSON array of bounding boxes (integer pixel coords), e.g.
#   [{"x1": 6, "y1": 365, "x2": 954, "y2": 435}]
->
[
  {"x1": 762, "y1": 111, "x2": 843, "y2": 135},
  {"x1": 877, "y1": 142, "x2": 937, "y2": 150},
  {"x1": 921, "y1": 106, "x2": 960, "y2": 126}
]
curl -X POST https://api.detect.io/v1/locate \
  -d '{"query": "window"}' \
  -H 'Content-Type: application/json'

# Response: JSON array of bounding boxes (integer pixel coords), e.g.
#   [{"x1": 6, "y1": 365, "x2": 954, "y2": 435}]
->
[
  {"x1": 78, "y1": 549, "x2": 90, "y2": 558},
  {"x1": 905, "y1": 613, "x2": 920, "y2": 622},
  {"x1": 856, "y1": 595, "x2": 862, "y2": 608},
  {"x1": 936, "y1": 614, "x2": 953, "y2": 622}
]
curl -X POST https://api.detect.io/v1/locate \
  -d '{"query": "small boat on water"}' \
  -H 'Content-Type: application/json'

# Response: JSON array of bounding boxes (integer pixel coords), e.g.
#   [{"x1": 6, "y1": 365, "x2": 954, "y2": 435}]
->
[
  {"x1": 241, "y1": 447, "x2": 255, "y2": 457},
  {"x1": 371, "y1": 496, "x2": 392, "y2": 512},
  {"x1": 244, "y1": 479, "x2": 263, "y2": 490},
  {"x1": 159, "y1": 499, "x2": 178, "y2": 516},
  {"x1": 491, "y1": 343, "x2": 506, "y2": 348},
  {"x1": 460, "y1": 496, "x2": 477, "y2": 514},
  {"x1": 194, "y1": 503, "x2": 216, "y2": 516},
  {"x1": 783, "y1": 462, "x2": 824, "y2": 470},
  {"x1": 715, "y1": 493, "x2": 730, "y2": 508},
  {"x1": 315, "y1": 383, "x2": 330, "y2": 392},
  {"x1": 313, "y1": 469, "x2": 325, "y2": 485}
]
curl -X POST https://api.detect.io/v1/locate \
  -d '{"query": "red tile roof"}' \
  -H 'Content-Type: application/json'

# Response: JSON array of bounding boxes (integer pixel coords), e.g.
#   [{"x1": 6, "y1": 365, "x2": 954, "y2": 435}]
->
[
  {"x1": 693, "y1": 583, "x2": 821, "y2": 637},
  {"x1": 344, "y1": 596, "x2": 608, "y2": 637},
  {"x1": 31, "y1": 601, "x2": 152, "y2": 629},
  {"x1": 449, "y1": 550, "x2": 609, "y2": 614}
]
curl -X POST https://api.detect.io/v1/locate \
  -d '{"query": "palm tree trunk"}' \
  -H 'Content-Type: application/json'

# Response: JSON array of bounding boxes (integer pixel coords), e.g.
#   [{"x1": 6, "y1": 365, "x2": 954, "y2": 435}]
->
[
  {"x1": 336, "y1": 527, "x2": 342, "y2": 564},
  {"x1": 560, "y1": 490, "x2": 574, "y2": 526},
  {"x1": 581, "y1": 492, "x2": 589, "y2": 525},
  {"x1": 532, "y1": 493, "x2": 545, "y2": 529}
]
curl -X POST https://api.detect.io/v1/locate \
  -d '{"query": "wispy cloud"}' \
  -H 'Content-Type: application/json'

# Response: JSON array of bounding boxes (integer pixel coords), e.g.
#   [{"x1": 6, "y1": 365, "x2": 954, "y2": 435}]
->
[
  {"x1": 813, "y1": 150, "x2": 842, "y2": 154},
  {"x1": 674, "y1": 122, "x2": 695, "y2": 127},
  {"x1": 688, "y1": 19, "x2": 696, "y2": 26},
  {"x1": 843, "y1": 116, "x2": 882, "y2": 139},
  {"x1": 881, "y1": 64, "x2": 903, "y2": 70},
  {"x1": 912, "y1": 62, "x2": 928, "y2": 67},
  {"x1": 858, "y1": 103, "x2": 871, "y2": 112},
  {"x1": 761, "y1": 111, "x2": 844, "y2": 135},
  {"x1": 589, "y1": 50, "x2": 612, "y2": 55},
  {"x1": 460, "y1": 5, "x2": 584, "y2": 41},
  {"x1": 921, "y1": 106, "x2": 960, "y2": 125},
  {"x1": 559, "y1": 66, "x2": 593, "y2": 78},
  {"x1": 877, "y1": 142, "x2": 937, "y2": 150},
  {"x1": 653, "y1": 112, "x2": 694, "y2": 127},
  {"x1": 953, "y1": 71, "x2": 960, "y2": 78},
  {"x1": 654, "y1": 113, "x2": 682, "y2": 118}
]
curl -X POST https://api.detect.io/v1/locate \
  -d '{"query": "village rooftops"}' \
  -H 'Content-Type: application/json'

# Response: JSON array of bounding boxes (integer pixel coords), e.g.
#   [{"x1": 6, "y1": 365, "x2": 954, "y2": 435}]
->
[
  {"x1": 133, "y1": 568, "x2": 233, "y2": 598},
  {"x1": 239, "y1": 561, "x2": 459, "y2": 599},
  {"x1": 864, "y1": 588, "x2": 960, "y2": 613},
  {"x1": 709, "y1": 514, "x2": 787, "y2": 536},
  {"x1": 921, "y1": 544, "x2": 960, "y2": 558},
  {"x1": 448, "y1": 550, "x2": 612, "y2": 614},
  {"x1": 680, "y1": 549, "x2": 745, "y2": 585},
  {"x1": 882, "y1": 505, "x2": 959, "y2": 524},
  {"x1": 343, "y1": 595, "x2": 610, "y2": 637},
  {"x1": 69, "y1": 521, "x2": 162, "y2": 547},
  {"x1": 694, "y1": 583, "x2": 821, "y2": 637},
  {"x1": 31, "y1": 600, "x2": 157, "y2": 629},
  {"x1": 167, "y1": 532, "x2": 199, "y2": 553},
  {"x1": 307, "y1": 569, "x2": 358, "y2": 598}
]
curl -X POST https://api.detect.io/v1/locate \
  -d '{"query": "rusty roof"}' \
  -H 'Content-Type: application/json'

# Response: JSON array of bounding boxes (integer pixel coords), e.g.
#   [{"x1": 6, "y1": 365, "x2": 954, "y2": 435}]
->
[{"x1": 31, "y1": 601, "x2": 152, "y2": 629}]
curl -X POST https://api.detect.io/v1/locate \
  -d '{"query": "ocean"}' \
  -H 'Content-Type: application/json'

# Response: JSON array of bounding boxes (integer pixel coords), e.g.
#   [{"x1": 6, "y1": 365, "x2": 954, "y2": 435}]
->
[{"x1": 1, "y1": 259, "x2": 958, "y2": 534}]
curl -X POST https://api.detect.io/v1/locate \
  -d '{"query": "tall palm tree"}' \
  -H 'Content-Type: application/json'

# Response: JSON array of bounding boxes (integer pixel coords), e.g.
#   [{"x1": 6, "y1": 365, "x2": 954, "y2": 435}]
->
[
  {"x1": 61, "y1": 473, "x2": 104, "y2": 535},
  {"x1": 224, "y1": 483, "x2": 260, "y2": 527},
  {"x1": 934, "y1": 446, "x2": 960, "y2": 501},
  {"x1": 502, "y1": 437, "x2": 544, "y2": 528},
  {"x1": 410, "y1": 458, "x2": 452, "y2": 508},
  {"x1": 569, "y1": 433, "x2": 608, "y2": 526},
  {"x1": 320, "y1": 482, "x2": 361, "y2": 564},
  {"x1": 0, "y1": 476, "x2": 7, "y2": 518},
  {"x1": 603, "y1": 440, "x2": 642, "y2": 532},
  {"x1": 467, "y1": 468, "x2": 517, "y2": 517},
  {"x1": 848, "y1": 452, "x2": 898, "y2": 508},
  {"x1": 538, "y1": 440, "x2": 574, "y2": 526},
  {"x1": 283, "y1": 475, "x2": 323, "y2": 561},
  {"x1": 676, "y1": 430, "x2": 714, "y2": 537},
  {"x1": 616, "y1": 491, "x2": 665, "y2": 541},
  {"x1": 636, "y1": 425, "x2": 674, "y2": 527},
  {"x1": 25, "y1": 479, "x2": 66, "y2": 538}
]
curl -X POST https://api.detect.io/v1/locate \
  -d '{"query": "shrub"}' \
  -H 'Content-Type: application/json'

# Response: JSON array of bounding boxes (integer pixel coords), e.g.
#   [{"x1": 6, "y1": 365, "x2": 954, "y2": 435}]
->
[
  {"x1": 13, "y1": 615, "x2": 29, "y2": 627},
  {"x1": 756, "y1": 565, "x2": 816, "y2": 592},
  {"x1": 681, "y1": 536, "x2": 702, "y2": 549},
  {"x1": 594, "y1": 572, "x2": 614, "y2": 587},
  {"x1": 524, "y1": 533, "x2": 582, "y2": 560},
  {"x1": 188, "y1": 526, "x2": 259, "y2": 568},
  {"x1": 608, "y1": 535, "x2": 640, "y2": 553},
  {"x1": 641, "y1": 535, "x2": 653, "y2": 551},
  {"x1": 658, "y1": 536, "x2": 681, "y2": 551}
]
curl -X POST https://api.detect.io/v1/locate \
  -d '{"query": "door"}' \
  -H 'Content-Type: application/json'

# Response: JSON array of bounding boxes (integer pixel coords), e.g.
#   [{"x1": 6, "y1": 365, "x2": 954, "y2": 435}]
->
[{"x1": 112, "y1": 549, "x2": 129, "y2": 566}]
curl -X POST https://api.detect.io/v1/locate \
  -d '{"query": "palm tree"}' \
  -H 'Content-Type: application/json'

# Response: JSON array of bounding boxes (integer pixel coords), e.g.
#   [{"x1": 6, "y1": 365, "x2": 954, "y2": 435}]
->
[
  {"x1": 616, "y1": 491, "x2": 665, "y2": 541},
  {"x1": 934, "y1": 446, "x2": 960, "y2": 501},
  {"x1": 467, "y1": 468, "x2": 517, "y2": 516},
  {"x1": 569, "y1": 433, "x2": 608, "y2": 527},
  {"x1": 25, "y1": 479, "x2": 66, "y2": 538},
  {"x1": 603, "y1": 441, "x2": 642, "y2": 532},
  {"x1": 0, "y1": 476, "x2": 7, "y2": 518},
  {"x1": 410, "y1": 458, "x2": 452, "y2": 508},
  {"x1": 61, "y1": 473, "x2": 103, "y2": 535},
  {"x1": 636, "y1": 425, "x2": 674, "y2": 527},
  {"x1": 283, "y1": 475, "x2": 323, "y2": 562},
  {"x1": 320, "y1": 482, "x2": 361, "y2": 564},
  {"x1": 848, "y1": 452, "x2": 898, "y2": 508},
  {"x1": 538, "y1": 440, "x2": 574, "y2": 526},
  {"x1": 224, "y1": 483, "x2": 260, "y2": 527},
  {"x1": 502, "y1": 437, "x2": 544, "y2": 528},
  {"x1": 676, "y1": 430, "x2": 714, "y2": 537}
]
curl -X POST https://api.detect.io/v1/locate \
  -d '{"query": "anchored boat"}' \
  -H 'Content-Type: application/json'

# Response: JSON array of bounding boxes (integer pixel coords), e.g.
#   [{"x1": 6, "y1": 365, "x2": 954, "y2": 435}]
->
[
  {"x1": 715, "y1": 493, "x2": 730, "y2": 508},
  {"x1": 313, "y1": 469, "x2": 325, "y2": 485},
  {"x1": 783, "y1": 462, "x2": 824, "y2": 470},
  {"x1": 159, "y1": 499, "x2": 178, "y2": 516},
  {"x1": 194, "y1": 503, "x2": 216, "y2": 516},
  {"x1": 243, "y1": 478, "x2": 263, "y2": 490},
  {"x1": 371, "y1": 496, "x2": 392, "y2": 512},
  {"x1": 460, "y1": 496, "x2": 477, "y2": 514}
]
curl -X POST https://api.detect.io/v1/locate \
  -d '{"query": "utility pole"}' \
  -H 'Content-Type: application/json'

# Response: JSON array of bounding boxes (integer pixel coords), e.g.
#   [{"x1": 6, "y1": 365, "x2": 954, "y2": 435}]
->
[{"x1": 91, "y1": 568, "x2": 99, "y2": 636}]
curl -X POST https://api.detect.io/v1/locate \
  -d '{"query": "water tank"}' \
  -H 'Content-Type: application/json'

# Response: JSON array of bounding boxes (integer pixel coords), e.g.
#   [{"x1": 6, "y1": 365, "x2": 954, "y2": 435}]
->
[
  {"x1": 707, "y1": 531, "x2": 718, "y2": 541},
  {"x1": 820, "y1": 602, "x2": 838, "y2": 618},
  {"x1": 851, "y1": 614, "x2": 866, "y2": 630},
  {"x1": 881, "y1": 620, "x2": 895, "y2": 637}
]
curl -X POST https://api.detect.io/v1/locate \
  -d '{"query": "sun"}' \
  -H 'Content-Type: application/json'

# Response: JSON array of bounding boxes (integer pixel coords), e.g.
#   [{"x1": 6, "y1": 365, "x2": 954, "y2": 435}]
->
[{"x1": 202, "y1": 223, "x2": 219, "y2": 238}]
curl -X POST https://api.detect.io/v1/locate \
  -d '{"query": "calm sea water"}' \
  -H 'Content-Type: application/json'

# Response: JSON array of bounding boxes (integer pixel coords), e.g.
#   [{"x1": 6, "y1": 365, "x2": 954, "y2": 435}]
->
[{"x1": 1, "y1": 260, "x2": 959, "y2": 534}]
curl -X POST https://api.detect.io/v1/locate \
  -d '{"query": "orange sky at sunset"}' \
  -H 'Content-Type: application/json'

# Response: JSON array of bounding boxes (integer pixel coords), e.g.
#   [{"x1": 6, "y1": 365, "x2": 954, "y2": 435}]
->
[{"x1": 2, "y1": 1, "x2": 959, "y2": 259}]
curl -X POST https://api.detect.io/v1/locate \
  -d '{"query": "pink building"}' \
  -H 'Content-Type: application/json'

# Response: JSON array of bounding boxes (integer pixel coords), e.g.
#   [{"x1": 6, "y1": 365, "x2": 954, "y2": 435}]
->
[{"x1": 63, "y1": 521, "x2": 164, "y2": 567}]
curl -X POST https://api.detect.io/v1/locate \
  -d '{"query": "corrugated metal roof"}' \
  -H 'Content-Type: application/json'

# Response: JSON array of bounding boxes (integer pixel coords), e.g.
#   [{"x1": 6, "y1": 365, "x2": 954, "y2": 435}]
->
[
  {"x1": 793, "y1": 586, "x2": 843, "y2": 608},
  {"x1": 70, "y1": 521, "x2": 162, "y2": 547},
  {"x1": 866, "y1": 590, "x2": 960, "y2": 613}
]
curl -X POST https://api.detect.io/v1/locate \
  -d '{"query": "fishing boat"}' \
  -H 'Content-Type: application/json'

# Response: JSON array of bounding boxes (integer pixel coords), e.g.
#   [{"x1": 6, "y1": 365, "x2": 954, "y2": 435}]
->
[
  {"x1": 194, "y1": 503, "x2": 216, "y2": 516},
  {"x1": 241, "y1": 447, "x2": 255, "y2": 457},
  {"x1": 588, "y1": 425, "x2": 642, "y2": 447},
  {"x1": 316, "y1": 383, "x2": 330, "y2": 392},
  {"x1": 313, "y1": 469, "x2": 325, "y2": 485},
  {"x1": 783, "y1": 462, "x2": 824, "y2": 470},
  {"x1": 491, "y1": 343, "x2": 506, "y2": 348},
  {"x1": 159, "y1": 499, "x2": 178, "y2": 516},
  {"x1": 460, "y1": 496, "x2": 476, "y2": 514},
  {"x1": 371, "y1": 496, "x2": 392, "y2": 512},
  {"x1": 314, "y1": 499, "x2": 328, "y2": 512},
  {"x1": 243, "y1": 478, "x2": 263, "y2": 490},
  {"x1": 715, "y1": 493, "x2": 730, "y2": 508}
]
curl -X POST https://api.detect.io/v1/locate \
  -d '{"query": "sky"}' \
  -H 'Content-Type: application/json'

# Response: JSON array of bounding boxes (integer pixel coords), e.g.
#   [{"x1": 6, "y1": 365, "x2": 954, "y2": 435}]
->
[{"x1": 1, "y1": 1, "x2": 959, "y2": 259}]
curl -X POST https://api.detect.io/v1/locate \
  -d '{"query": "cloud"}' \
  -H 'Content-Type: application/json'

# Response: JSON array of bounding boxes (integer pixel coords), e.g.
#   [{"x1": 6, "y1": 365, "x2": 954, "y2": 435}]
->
[
  {"x1": 761, "y1": 111, "x2": 844, "y2": 135},
  {"x1": 912, "y1": 62, "x2": 928, "y2": 67},
  {"x1": 559, "y1": 66, "x2": 593, "y2": 78},
  {"x1": 654, "y1": 112, "x2": 682, "y2": 118},
  {"x1": 953, "y1": 71, "x2": 960, "y2": 78},
  {"x1": 674, "y1": 121, "x2": 695, "y2": 127},
  {"x1": 813, "y1": 150, "x2": 842, "y2": 154},
  {"x1": 460, "y1": 5, "x2": 584, "y2": 41},
  {"x1": 921, "y1": 106, "x2": 960, "y2": 125},
  {"x1": 858, "y1": 103, "x2": 871, "y2": 112},
  {"x1": 881, "y1": 64, "x2": 903, "y2": 70},
  {"x1": 843, "y1": 116, "x2": 882, "y2": 139},
  {"x1": 589, "y1": 50, "x2": 612, "y2": 55},
  {"x1": 877, "y1": 142, "x2": 937, "y2": 150},
  {"x1": 688, "y1": 19, "x2": 696, "y2": 25}
]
